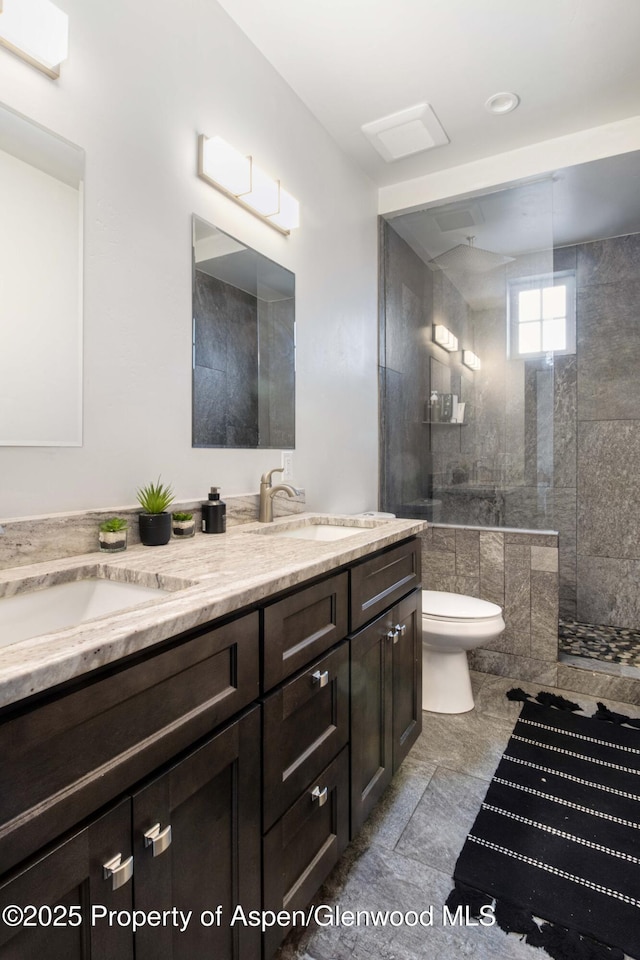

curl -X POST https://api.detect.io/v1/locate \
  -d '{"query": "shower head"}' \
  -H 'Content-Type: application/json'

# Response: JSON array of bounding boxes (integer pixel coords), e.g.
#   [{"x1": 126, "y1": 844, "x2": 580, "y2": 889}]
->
[{"x1": 428, "y1": 236, "x2": 514, "y2": 274}]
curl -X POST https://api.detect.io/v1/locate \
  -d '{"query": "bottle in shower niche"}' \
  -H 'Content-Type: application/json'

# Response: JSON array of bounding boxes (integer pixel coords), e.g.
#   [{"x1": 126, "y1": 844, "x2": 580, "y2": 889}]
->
[
  {"x1": 201, "y1": 486, "x2": 226, "y2": 533},
  {"x1": 428, "y1": 390, "x2": 440, "y2": 422}
]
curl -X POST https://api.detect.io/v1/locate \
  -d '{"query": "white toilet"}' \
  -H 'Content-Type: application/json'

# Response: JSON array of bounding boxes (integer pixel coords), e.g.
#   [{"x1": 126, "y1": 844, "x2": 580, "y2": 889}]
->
[{"x1": 421, "y1": 590, "x2": 505, "y2": 714}]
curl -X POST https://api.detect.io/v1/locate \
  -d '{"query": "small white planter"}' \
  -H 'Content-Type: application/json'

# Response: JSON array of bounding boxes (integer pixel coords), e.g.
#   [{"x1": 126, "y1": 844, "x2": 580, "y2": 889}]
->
[{"x1": 98, "y1": 529, "x2": 128, "y2": 553}]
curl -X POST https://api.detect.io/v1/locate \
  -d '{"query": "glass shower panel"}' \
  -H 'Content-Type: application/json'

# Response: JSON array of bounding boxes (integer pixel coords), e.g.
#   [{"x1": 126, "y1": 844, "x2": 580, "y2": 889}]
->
[{"x1": 381, "y1": 177, "x2": 557, "y2": 531}]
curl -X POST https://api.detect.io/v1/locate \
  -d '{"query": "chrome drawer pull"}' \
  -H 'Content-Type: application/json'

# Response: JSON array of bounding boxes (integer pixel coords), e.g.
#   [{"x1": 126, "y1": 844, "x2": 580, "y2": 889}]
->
[
  {"x1": 386, "y1": 628, "x2": 398, "y2": 640},
  {"x1": 103, "y1": 853, "x2": 133, "y2": 891},
  {"x1": 144, "y1": 822, "x2": 172, "y2": 857},
  {"x1": 395, "y1": 623, "x2": 407, "y2": 639},
  {"x1": 311, "y1": 669, "x2": 329, "y2": 688},
  {"x1": 311, "y1": 785, "x2": 328, "y2": 807}
]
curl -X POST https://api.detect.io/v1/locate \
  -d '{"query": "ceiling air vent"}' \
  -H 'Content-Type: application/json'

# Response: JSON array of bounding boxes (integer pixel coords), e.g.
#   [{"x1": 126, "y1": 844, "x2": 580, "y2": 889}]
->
[{"x1": 361, "y1": 103, "x2": 449, "y2": 163}]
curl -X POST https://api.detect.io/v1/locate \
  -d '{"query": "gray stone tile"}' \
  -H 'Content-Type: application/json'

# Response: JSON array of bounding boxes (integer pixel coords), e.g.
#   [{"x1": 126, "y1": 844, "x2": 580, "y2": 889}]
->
[
  {"x1": 530, "y1": 546, "x2": 558, "y2": 572},
  {"x1": 577, "y1": 233, "x2": 640, "y2": 288},
  {"x1": 422, "y1": 553, "x2": 456, "y2": 589},
  {"x1": 473, "y1": 672, "x2": 640, "y2": 721},
  {"x1": 553, "y1": 354, "x2": 577, "y2": 487},
  {"x1": 468, "y1": 650, "x2": 557, "y2": 686},
  {"x1": 557, "y1": 663, "x2": 640, "y2": 707},
  {"x1": 577, "y1": 277, "x2": 640, "y2": 420},
  {"x1": 357, "y1": 756, "x2": 437, "y2": 852},
  {"x1": 479, "y1": 532, "x2": 504, "y2": 606},
  {"x1": 577, "y1": 420, "x2": 640, "y2": 561},
  {"x1": 410, "y1": 709, "x2": 514, "y2": 781},
  {"x1": 455, "y1": 529, "x2": 480, "y2": 576},
  {"x1": 282, "y1": 845, "x2": 537, "y2": 960},
  {"x1": 530, "y1": 570, "x2": 559, "y2": 662},
  {"x1": 576, "y1": 555, "x2": 640, "y2": 630},
  {"x1": 396, "y1": 767, "x2": 490, "y2": 876},
  {"x1": 503, "y1": 545, "x2": 531, "y2": 654}
]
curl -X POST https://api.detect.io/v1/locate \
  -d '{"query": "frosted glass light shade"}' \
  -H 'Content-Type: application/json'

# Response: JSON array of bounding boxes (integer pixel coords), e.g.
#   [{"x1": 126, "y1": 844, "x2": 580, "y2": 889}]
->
[
  {"x1": 200, "y1": 136, "x2": 251, "y2": 195},
  {"x1": 268, "y1": 187, "x2": 300, "y2": 231},
  {"x1": 433, "y1": 324, "x2": 458, "y2": 352},
  {"x1": 0, "y1": 0, "x2": 69, "y2": 77},
  {"x1": 240, "y1": 161, "x2": 280, "y2": 216},
  {"x1": 463, "y1": 350, "x2": 481, "y2": 371},
  {"x1": 198, "y1": 134, "x2": 299, "y2": 235}
]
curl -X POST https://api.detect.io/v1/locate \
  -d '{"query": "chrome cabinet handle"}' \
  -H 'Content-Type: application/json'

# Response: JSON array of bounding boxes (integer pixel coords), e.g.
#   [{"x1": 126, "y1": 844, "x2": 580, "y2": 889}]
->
[
  {"x1": 144, "y1": 822, "x2": 172, "y2": 857},
  {"x1": 386, "y1": 628, "x2": 398, "y2": 640},
  {"x1": 311, "y1": 785, "x2": 328, "y2": 807},
  {"x1": 103, "y1": 853, "x2": 133, "y2": 891},
  {"x1": 395, "y1": 623, "x2": 407, "y2": 637},
  {"x1": 311, "y1": 669, "x2": 329, "y2": 688}
]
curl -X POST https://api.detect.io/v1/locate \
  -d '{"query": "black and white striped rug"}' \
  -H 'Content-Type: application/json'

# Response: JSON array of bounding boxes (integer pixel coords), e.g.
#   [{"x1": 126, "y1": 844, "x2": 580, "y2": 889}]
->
[{"x1": 450, "y1": 700, "x2": 640, "y2": 960}]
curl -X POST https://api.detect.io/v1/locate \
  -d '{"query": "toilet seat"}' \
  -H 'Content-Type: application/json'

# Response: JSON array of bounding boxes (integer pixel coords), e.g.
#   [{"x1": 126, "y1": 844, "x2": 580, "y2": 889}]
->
[{"x1": 422, "y1": 590, "x2": 501, "y2": 622}]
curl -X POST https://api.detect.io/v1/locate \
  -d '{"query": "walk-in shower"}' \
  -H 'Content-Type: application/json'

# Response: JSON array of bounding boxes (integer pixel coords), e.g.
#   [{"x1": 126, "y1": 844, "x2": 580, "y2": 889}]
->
[{"x1": 380, "y1": 150, "x2": 640, "y2": 674}]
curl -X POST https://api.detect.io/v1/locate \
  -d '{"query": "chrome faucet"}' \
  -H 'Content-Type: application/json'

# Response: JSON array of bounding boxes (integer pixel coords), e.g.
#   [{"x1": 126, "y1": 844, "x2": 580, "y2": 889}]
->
[{"x1": 259, "y1": 467, "x2": 301, "y2": 523}]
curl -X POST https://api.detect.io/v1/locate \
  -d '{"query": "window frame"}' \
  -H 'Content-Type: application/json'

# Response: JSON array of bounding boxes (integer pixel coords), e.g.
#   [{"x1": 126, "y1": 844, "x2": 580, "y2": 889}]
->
[{"x1": 507, "y1": 269, "x2": 576, "y2": 359}]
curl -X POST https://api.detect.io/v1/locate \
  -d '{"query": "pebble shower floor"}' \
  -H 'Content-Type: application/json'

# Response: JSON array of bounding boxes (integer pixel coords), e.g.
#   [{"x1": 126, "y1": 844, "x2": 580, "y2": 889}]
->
[{"x1": 559, "y1": 618, "x2": 640, "y2": 669}]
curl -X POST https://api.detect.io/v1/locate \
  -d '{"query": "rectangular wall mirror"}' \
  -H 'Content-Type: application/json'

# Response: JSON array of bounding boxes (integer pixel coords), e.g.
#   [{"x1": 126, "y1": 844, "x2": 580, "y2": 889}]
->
[
  {"x1": 0, "y1": 101, "x2": 84, "y2": 446},
  {"x1": 192, "y1": 215, "x2": 295, "y2": 448}
]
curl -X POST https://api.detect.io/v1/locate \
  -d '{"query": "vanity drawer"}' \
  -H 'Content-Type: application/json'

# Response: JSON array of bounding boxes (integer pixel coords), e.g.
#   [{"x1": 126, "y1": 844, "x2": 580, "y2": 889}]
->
[
  {"x1": 262, "y1": 746, "x2": 349, "y2": 959},
  {"x1": 0, "y1": 611, "x2": 259, "y2": 876},
  {"x1": 262, "y1": 641, "x2": 349, "y2": 832},
  {"x1": 350, "y1": 537, "x2": 421, "y2": 630},
  {"x1": 263, "y1": 572, "x2": 348, "y2": 691}
]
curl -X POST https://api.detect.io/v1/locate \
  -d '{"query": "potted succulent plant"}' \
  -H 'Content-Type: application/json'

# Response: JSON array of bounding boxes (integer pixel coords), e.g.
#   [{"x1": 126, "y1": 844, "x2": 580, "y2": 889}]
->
[
  {"x1": 98, "y1": 517, "x2": 128, "y2": 552},
  {"x1": 172, "y1": 511, "x2": 195, "y2": 538},
  {"x1": 136, "y1": 477, "x2": 174, "y2": 546}
]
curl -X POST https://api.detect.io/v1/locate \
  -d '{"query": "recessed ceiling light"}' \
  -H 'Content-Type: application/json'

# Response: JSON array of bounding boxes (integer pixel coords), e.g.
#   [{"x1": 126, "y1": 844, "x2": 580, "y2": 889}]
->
[{"x1": 484, "y1": 92, "x2": 520, "y2": 115}]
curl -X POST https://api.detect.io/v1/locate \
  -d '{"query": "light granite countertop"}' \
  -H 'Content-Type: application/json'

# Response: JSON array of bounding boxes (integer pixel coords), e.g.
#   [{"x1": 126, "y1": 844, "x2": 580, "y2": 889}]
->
[{"x1": 0, "y1": 514, "x2": 426, "y2": 711}]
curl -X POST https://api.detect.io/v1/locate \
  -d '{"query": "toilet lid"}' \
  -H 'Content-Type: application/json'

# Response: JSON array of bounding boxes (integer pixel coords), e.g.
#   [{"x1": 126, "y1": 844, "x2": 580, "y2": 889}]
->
[{"x1": 422, "y1": 590, "x2": 502, "y2": 621}]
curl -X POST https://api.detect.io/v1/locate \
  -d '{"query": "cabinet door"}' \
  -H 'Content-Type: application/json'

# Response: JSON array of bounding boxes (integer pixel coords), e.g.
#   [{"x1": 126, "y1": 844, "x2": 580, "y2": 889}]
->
[
  {"x1": 349, "y1": 609, "x2": 394, "y2": 837},
  {"x1": 0, "y1": 800, "x2": 133, "y2": 960},
  {"x1": 391, "y1": 589, "x2": 422, "y2": 772},
  {"x1": 132, "y1": 707, "x2": 261, "y2": 960},
  {"x1": 350, "y1": 589, "x2": 422, "y2": 837}
]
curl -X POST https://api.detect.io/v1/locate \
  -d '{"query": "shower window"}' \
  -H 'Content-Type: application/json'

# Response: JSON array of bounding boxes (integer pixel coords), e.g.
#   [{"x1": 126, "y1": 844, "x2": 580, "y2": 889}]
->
[{"x1": 508, "y1": 270, "x2": 575, "y2": 358}]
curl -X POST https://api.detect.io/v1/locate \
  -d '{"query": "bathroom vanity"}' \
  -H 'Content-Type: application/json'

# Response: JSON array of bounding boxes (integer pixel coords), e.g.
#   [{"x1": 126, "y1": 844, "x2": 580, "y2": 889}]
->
[{"x1": 0, "y1": 515, "x2": 423, "y2": 959}]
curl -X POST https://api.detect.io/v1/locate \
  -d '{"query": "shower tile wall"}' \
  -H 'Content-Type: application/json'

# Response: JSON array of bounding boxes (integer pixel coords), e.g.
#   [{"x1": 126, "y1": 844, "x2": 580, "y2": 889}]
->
[
  {"x1": 556, "y1": 234, "x2": 640, "y2": 629},
  {"x1": 193, "y1": 271, "x2": 259, "y2": 447},
  {"x1": 421, "y1": 525, "x2": 559, "y2": 684}
]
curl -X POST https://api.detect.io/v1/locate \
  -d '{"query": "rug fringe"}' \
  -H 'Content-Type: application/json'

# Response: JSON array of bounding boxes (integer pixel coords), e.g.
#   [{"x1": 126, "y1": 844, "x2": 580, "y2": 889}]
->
[
  {"x1": 448, "y1": 885, "x2": 625, "y2": 960},
  {"x1": 506, "y1": 688, "x2": 581, "y2": 712},
  {"x1": 592, "y1": 701, "x2": 640, "y2": 729}
]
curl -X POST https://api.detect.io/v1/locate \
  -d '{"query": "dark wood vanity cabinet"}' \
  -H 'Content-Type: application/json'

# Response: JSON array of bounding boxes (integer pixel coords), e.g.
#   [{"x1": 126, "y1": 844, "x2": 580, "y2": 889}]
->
[
  {"x1": 0, "y1": 534, "x2": 421, "y2": 960},
  {"x1": 0, "y1": 709, "x2": 261, "y2": 960}
]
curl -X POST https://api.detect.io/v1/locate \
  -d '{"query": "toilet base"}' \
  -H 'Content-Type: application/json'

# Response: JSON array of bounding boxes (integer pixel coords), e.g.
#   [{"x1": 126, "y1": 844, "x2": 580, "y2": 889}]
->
[{"x1": 422, "y1": 647, "x2": 474, "y2": 714}]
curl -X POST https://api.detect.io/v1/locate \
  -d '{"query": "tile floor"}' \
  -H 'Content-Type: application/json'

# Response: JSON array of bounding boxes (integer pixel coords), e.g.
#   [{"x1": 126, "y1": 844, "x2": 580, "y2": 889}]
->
[
  {"x1": 559, "y1": 618, "x2": 640, "y2": 672},
  {"x1": 275, "y1": 672, "x2": 640, "y2": 960}
]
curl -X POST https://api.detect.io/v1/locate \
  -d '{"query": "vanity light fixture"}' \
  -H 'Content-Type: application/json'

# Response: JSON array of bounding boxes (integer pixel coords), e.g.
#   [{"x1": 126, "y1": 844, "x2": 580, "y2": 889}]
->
[
  {"x1": 198, "y1": 135, "x2": 300, "y2": 235},
  {"x1": 0, "y1": 0, "x2": 69, "y2": 78},
  {"x1": 433, "y1": 324, "x2": 459, "y2": 352},
  {"x1": 462, "y1": 349, "x2": 481, "y2": 371}
]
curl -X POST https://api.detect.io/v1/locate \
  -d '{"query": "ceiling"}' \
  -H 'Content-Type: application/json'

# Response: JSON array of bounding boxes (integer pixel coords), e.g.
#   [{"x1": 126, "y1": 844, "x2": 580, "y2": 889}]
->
[{"x1": 218, "y1": 0, "x2": 640, "y2": 189}]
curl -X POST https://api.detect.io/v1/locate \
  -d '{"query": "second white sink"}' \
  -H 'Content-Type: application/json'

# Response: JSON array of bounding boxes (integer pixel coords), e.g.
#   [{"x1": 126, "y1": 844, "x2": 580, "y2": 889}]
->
[
  {"x1": 268, "y1": 524, "x2": 364, "y2": 541},
  {"x1": 0, "y1": 578, "x2": 171, "y2": 648}
]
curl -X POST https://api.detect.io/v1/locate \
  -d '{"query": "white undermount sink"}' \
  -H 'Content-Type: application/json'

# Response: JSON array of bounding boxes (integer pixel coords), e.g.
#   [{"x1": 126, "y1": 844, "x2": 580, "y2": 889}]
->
[
  {"x1": 254, "y1": 517, "x2": 387, "y2": 542},
  {"x1": 0, "y1": 578, "x2": 171, "y2": 648},
  {"x1": 269, "y1": 524, "x2": 364, "y2": 541}
]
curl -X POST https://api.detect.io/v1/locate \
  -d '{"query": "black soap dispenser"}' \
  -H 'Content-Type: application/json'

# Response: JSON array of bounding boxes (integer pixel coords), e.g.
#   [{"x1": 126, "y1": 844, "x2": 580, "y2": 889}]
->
[{"x1": 201, "y1": 486, "x2": 226, "y2": 534}]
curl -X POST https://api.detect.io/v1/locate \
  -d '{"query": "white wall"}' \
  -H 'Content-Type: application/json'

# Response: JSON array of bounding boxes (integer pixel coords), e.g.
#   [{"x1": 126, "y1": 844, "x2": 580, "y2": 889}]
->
[{"x1": 0, "y1": 0, "x2": 379, "y2": 517}]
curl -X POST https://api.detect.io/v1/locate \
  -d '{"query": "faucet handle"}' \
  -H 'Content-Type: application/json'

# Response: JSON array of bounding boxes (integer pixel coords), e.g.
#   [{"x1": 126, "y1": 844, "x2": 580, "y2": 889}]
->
[{"x1": 261, "y1": 466, "x2": 284, "y2": 486}]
